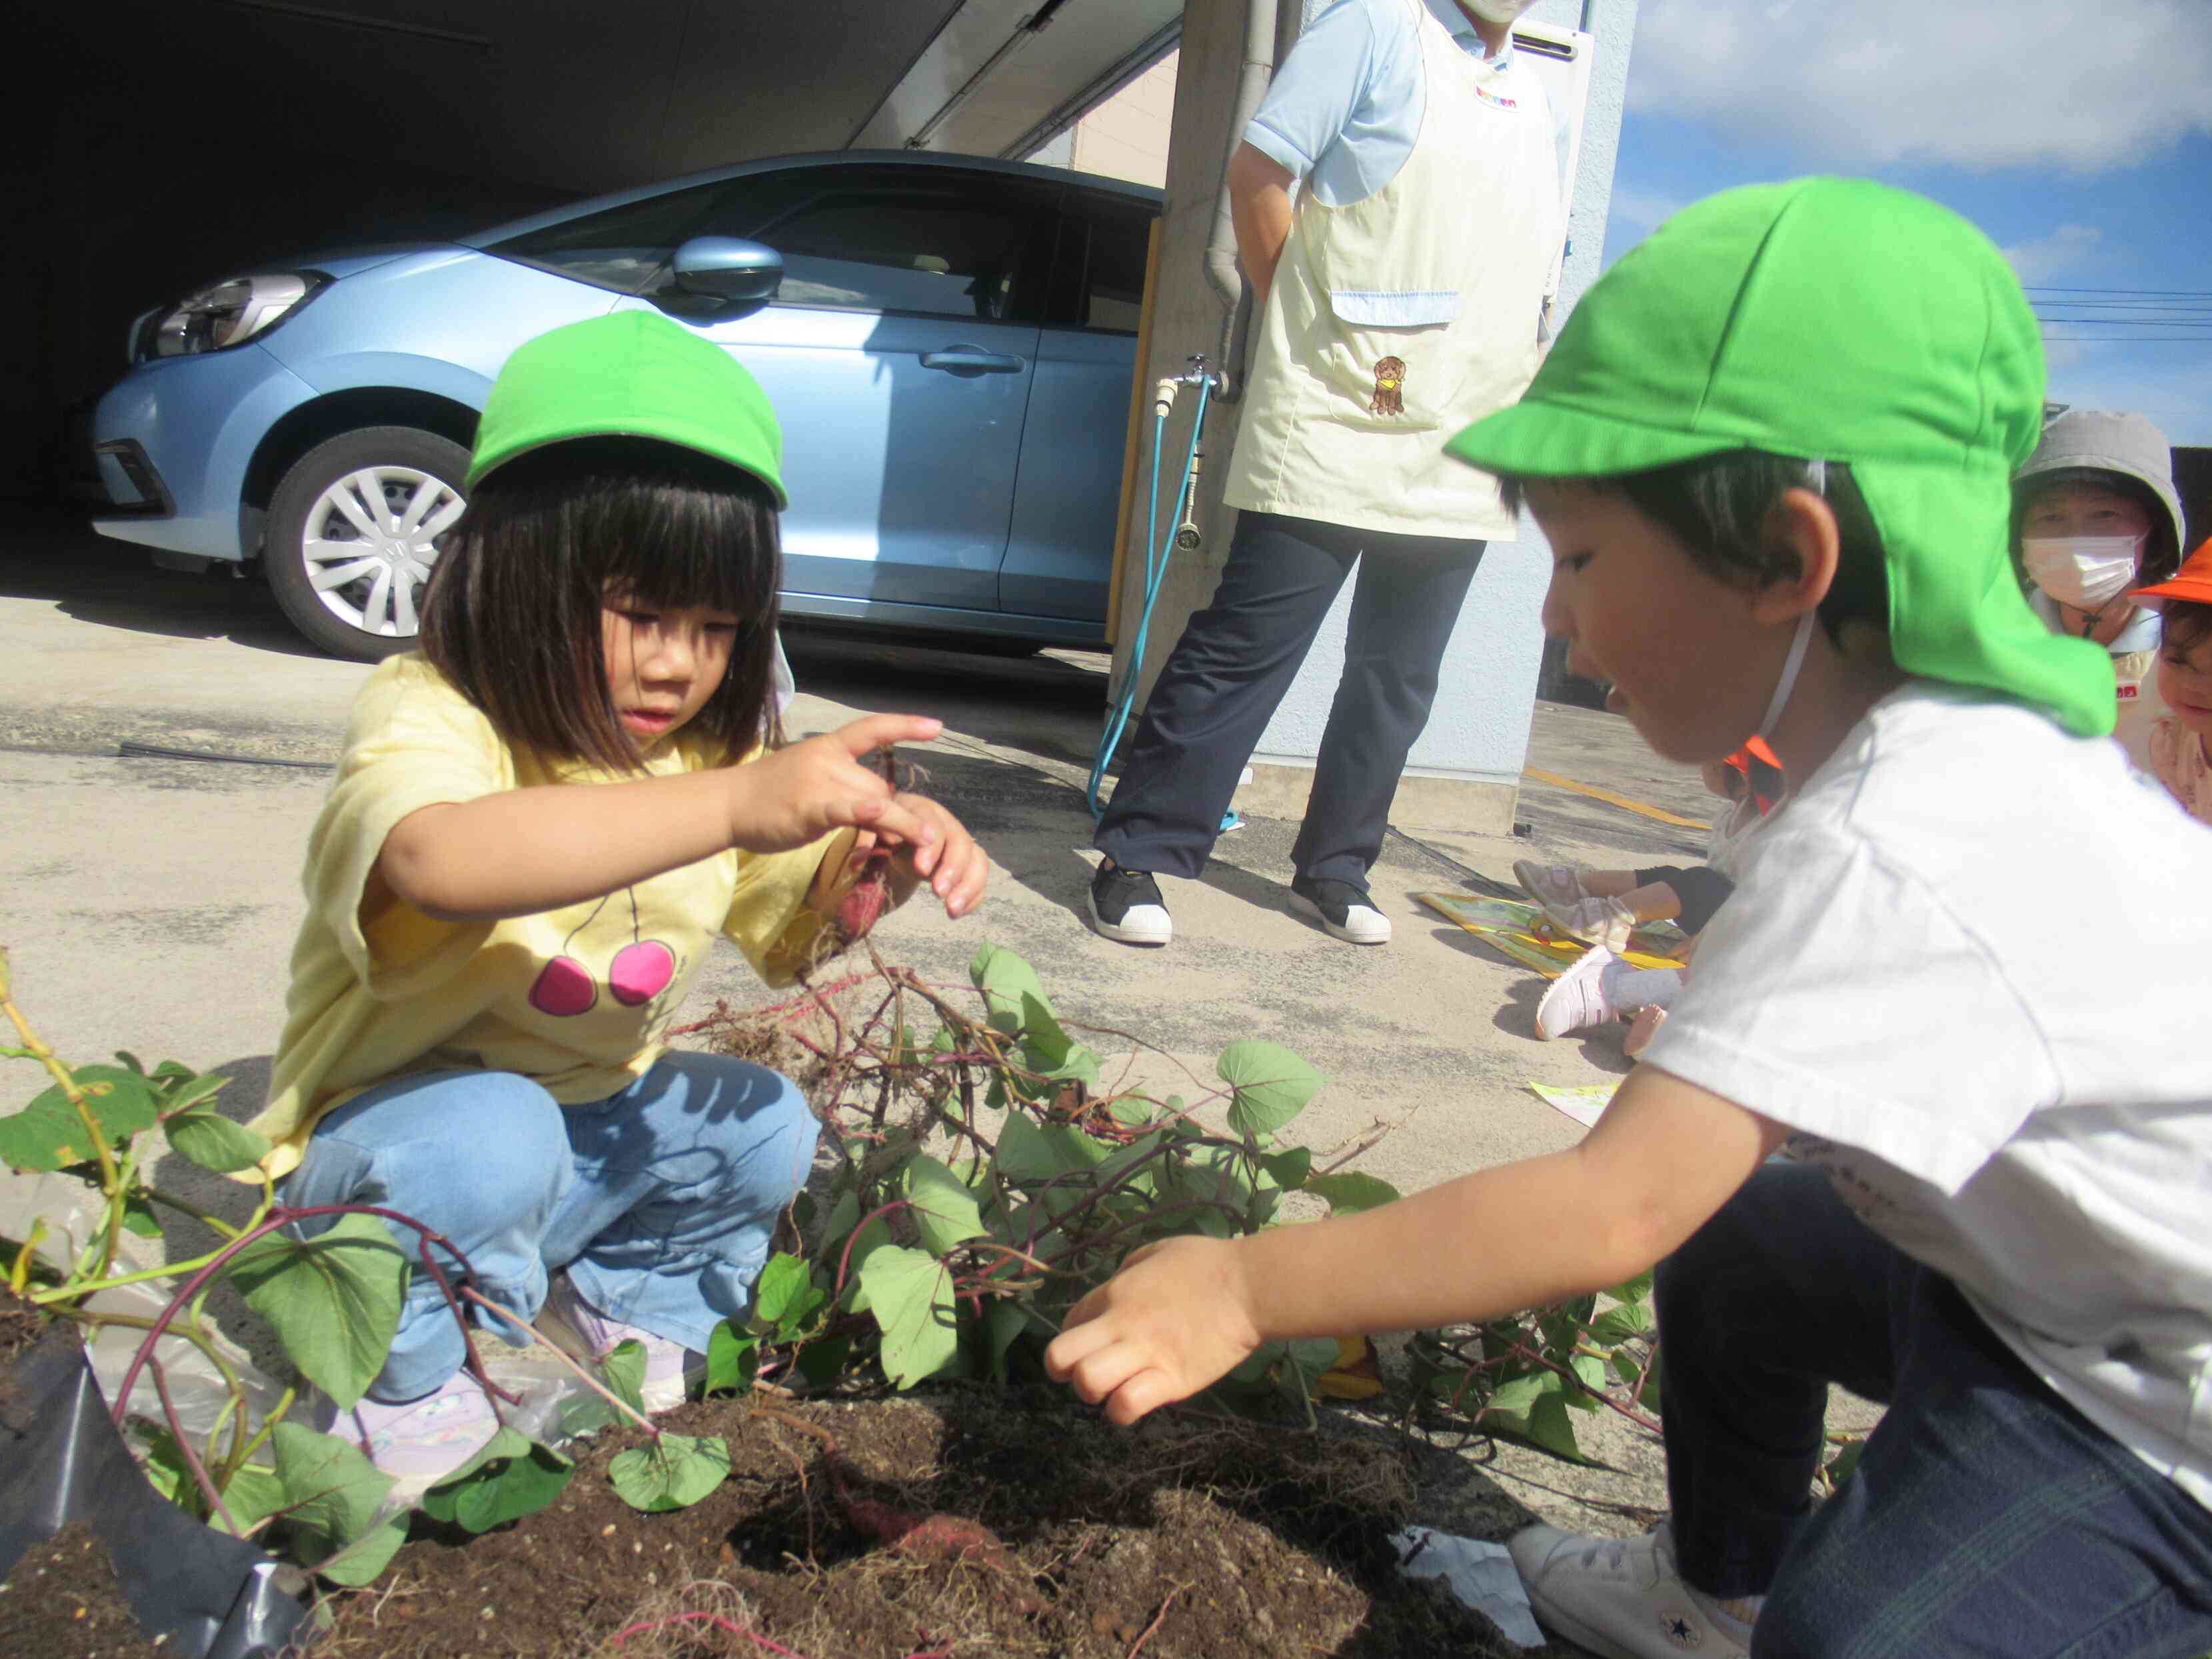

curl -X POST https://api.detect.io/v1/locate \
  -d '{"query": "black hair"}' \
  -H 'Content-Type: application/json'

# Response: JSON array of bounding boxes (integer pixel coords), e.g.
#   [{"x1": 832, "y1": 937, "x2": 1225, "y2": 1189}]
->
[
  {"x1": 419, "y1": 436, "x2": 784, "y2": 773},
  {"x1": 2011, "y1": 468, "x2": 2182, "y2": 587},
  {"x1": 2163, "y1": 599, "x2": 2212, "y2": 660},
  {"x1": 1502, "y1": 453, "x2": 1889, "y2": 645}
]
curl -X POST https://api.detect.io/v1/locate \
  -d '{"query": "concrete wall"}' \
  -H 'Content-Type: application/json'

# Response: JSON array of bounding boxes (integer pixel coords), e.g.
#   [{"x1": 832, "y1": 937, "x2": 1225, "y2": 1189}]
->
[{"x1": 1110, "y1": 0, "x2": 1640, "y2": 836}]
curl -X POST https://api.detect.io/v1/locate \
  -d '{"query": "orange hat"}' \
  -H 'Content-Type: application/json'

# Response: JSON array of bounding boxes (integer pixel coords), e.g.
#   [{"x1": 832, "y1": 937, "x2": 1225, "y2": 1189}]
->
[{"x1": 2131, "y1": 535, "x2": 2212, "y2": 611}]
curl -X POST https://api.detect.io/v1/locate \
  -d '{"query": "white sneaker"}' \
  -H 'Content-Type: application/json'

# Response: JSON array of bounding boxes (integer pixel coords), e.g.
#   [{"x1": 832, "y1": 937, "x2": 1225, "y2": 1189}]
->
[
  {"x1": 1543, "y1": 892, "x2": 1640, "y2": 954},
  {"x1": 1536, "y1": 946, "x2": 1620, "y2": 1040},
  {"x1": 1514, "y1": 860, "x2": 1592, "y2": 912},
  {"x1": 541, "y1": 1274, "x2": 697, "y2": 1412},
  {"x1": 1510, "y1": 1522, "x2": 1750, "y2": 1659},
  {"x1": 1287, "y1": 875, "x2": 1392, "y2": 945}
]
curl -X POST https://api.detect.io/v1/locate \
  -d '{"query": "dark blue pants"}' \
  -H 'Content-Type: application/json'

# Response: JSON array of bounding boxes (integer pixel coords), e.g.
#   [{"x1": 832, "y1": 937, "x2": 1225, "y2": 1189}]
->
[
  {"x1": 1659, "y1": 1162, "x2": 2212, "y2": 1658},
  {"x1": 1094, "y1": 509, "x2": 1484, "y2": 886}
]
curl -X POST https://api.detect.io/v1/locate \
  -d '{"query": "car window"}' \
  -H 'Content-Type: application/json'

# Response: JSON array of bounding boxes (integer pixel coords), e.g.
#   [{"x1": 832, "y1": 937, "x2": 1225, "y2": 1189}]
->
[
  {"x1": 706, "y1": 165, "x2": 1054, "y2": 323},
  {"x1": 489, "y1": 185, "x2": 724, "y2": 293},
  {"x1": 1048, "y1": 192, "x2": 1156, "y2": 333}
]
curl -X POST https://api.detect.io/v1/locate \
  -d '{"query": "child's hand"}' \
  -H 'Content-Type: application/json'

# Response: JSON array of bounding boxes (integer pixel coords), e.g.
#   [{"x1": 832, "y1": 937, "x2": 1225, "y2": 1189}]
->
[
  {"x1": 876, "y1": 793, "x2": 988, "y2": 919},
  {"x1": 727, "y1": 715, "x2": 945, "y2": 854},
  {"x1": 1044, "y1": 1236, "x2": 1266, "y2": 1426}
]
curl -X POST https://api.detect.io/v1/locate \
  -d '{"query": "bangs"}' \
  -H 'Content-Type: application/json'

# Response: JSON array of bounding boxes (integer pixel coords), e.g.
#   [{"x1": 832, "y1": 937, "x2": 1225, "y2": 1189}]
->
[{"x1": 420, "y1": 436, "x2": 785, "y2": 772}]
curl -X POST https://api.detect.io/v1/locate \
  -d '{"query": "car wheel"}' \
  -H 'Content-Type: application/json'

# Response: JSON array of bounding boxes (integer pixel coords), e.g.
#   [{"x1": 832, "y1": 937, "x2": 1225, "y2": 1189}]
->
[{"x1": 265, "y1": 427, "x2": 470, "y2": 661}]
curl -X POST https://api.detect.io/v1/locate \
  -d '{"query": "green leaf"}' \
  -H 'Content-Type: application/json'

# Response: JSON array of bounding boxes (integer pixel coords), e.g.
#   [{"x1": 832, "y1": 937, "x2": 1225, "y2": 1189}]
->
[
  {"x1": 1604, "y1": 1270, "x2": 1655, "y2": 1306},
  {"x1": 1610, "y1": 1351, "x2": 1642, "y2": 1388},
  {"x1": 821, "y1": 1188, "x2": 861, "y2": 1248},
  {"x1": 608, "y1": 1432, "x2": 729, "y2": 1512},
  {"x1": 268, "y1": 1421, "x2": 407, "y2": 1585},
  {"x1": 857, "y1": 1244, "x2": 960, "y2": 1388},
  {"x1": 1216, "y1": 1042, "x2": 1324, "y2": 1140},
  {"x1": 165, "y1": 1102, "x2": 271, "y2": 1174},
  {"x1": 228, "y1": 1215, "x2": 409, "y2": 1410},
  {"x1": 1258, "y1": 1146, "x2": 1312, "y2": 1192},
  {"x1": 138, "y1": 1426, "x2": 193, "y2": 1505},
  {"x1": 1523, "y1": 1392, "x2": 1586, "y2": 1463},
  {"x1": 1823, "y1": 1438, "x2": 1864, "y2": 1488},
  {"x1": 751, "y1": 1252, "x2": 825, "y2": 1338},
  {"x1": 902, "y1": 1154, "x2": 986, "y2": 1254},
  {"x1": 991, "y1": 1113, "x2": 1058, "y2": 1182},
  {"x1": 1108, "y1": 1094, "x2": 1156, "y2": 1128},
  {"x1": 1282, "y1": 1337, "x2": 1340, "y2": 1400},
  {"x1": 153, "y1": 1070, "x2": 230, "y2": 1118},
  {"x1": 795, "y1": 1333, "x2": 852, "y2": 1388},
  {"x1": 1302, "y1": 1170, "x2": 1400, "y2": 1216},
  {"x1": 1590, "y1": 1303, "x2": 1654, "y2": 1347},
  {"x1": 421, "y1": 1427, "x2": 574, "y2": 1533},
  {"x1": 211, "y1": 1462, "x2": 287, "y2": 1538},
  {"x1": 969, "y1": 945, "x2": 1055, "y2": 1038},
  {"x1": 0, "y1": 1065, "x2": 159, "y2": 1172},
  {"x1": 704, "y1": 1324, "x2": 758, "y2": 1396},
  {"x1": 1486, "y1": 1374, "x2": 1554, "y2": 1416},
  {"x1": 600, "y1": 1340, "x2": 648, "y2": 1418},
  {"x1": 1566, "y1": 1353, "x2": 1608, "y2": 1410},
  {"x1": 982, "y1": 1297, "x2": 1034, "y2": 1382}
]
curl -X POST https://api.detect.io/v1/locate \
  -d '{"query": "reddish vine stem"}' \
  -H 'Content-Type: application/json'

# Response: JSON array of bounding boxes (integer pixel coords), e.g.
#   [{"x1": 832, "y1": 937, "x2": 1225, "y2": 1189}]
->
[
  {"x1": 149, "y1": 1354, "x2": 244, "y2": 1537},
  {"x1": 1126, "y1": 1582, "x2": 1191, "y2": 1658}
]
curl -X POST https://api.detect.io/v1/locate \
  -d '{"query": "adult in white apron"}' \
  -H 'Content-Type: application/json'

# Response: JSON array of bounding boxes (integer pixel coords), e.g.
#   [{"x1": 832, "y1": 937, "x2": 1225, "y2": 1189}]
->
[
  {"x1": 2011, "y1": 409, "x2": 2188, "y2": 775},
  {"x1": 1088, "y1": 0, "x2": 1563, "y2": 950}
]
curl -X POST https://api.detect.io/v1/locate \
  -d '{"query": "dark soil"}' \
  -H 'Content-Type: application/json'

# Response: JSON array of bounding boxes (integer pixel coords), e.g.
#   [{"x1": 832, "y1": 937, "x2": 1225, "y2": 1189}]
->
[
  {"x1": 0, "y1": 1283, "x2": 47, "y2": 1370},
  {"x1": 323, "y1": 1386, "x2": 1534, "y2": 1658},
  {"x1": 0, "y1": 1521, "x2": 163, "y2": 1658}
]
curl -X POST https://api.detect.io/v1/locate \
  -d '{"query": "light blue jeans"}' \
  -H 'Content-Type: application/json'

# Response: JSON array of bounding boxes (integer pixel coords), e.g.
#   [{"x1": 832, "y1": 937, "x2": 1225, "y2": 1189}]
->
[{"x1": 285, "y1": 1052, "x2": 818, "y2": 1403}]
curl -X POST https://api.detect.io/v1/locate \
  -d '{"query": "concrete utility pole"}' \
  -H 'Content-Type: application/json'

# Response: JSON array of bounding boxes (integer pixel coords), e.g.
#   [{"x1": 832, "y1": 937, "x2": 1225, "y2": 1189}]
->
[{"x1": 1110, "y1": 0, "x2": 1640, "y2": 837}]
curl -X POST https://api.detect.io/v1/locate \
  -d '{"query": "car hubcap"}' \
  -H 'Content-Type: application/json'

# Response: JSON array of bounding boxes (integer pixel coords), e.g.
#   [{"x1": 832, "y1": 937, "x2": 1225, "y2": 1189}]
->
[{"x1": 302, "y1": 465, "x2": 465, "y2": 637}]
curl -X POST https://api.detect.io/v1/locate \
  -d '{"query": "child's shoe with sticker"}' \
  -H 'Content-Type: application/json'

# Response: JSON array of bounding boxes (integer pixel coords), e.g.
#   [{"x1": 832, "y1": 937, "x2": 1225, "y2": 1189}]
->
[
  {"x1": 1509, "y1": 1522, "x2": 1751, "y2": 1659},
  {"x1": 542, "y1": 1274, "x2": 699, "y2": 1412},
  {"x1": 1514, "y1": 860, "x2": 1591, "y2": 912},
  {"x1": 349, "y1": 1372, "x2": 502, "y2": 1501},
  {"x1": 1541, "y1": 893, "x2": 1640, "y2": 954}
]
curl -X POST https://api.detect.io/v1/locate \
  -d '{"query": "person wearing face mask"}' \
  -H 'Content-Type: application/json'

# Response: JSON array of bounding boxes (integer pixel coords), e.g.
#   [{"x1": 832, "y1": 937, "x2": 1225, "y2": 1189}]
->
[
  {"x1": 1086, "y1": 0, "x2": 1568, "y2": 951},
  {"x1": 2012, "y1": 409, "x2": 2187, "y2": 772}
]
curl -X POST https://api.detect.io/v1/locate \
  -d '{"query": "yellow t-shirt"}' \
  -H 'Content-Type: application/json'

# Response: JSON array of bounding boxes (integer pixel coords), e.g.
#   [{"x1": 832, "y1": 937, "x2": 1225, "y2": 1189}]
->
[{"x1": 250, "y1": 656, "x2": 840, "y2": 1180}]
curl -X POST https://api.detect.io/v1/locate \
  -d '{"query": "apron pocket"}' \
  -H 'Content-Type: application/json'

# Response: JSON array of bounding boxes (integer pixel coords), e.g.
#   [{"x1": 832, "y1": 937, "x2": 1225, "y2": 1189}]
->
[
  {"x1": 1328, "y1": 289, "x2": 1460, "y2": 327},
  {"x1": 1321, "y1": 290, "x2": 1464, "y2": 429}
]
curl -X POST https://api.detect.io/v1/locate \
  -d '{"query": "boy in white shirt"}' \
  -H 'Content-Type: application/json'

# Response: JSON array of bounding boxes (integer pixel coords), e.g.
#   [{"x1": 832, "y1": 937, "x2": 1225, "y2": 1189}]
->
[{"x1": 1045, "y1": 179, "x2": 2212, "y2": 1657}]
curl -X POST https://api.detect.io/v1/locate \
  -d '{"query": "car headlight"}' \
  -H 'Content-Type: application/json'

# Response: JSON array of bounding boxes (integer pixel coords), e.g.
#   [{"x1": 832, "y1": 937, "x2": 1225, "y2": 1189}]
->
[{"x1": 139, "y1": 272, "x2": 328, "y2": 360}]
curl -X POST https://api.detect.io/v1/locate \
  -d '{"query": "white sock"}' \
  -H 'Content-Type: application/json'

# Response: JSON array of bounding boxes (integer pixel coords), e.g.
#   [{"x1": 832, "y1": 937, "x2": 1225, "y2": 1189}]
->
[{"x1": 1601, "y1": 963, "x2": 1682, "y2": 1010}]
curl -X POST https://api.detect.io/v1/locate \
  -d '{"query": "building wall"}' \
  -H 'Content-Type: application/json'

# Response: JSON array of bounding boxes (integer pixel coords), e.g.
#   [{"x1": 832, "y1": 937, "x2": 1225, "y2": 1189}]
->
[{"x1": 1068, "y1": 52, "x2": 1181, "y2": 189}]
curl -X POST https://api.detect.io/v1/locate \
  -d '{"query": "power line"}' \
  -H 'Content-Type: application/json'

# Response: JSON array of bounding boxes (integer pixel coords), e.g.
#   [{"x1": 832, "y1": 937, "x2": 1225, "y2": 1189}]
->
[{"x1": 2024, "y1": 284, "x2": 2212, "y2": 298}]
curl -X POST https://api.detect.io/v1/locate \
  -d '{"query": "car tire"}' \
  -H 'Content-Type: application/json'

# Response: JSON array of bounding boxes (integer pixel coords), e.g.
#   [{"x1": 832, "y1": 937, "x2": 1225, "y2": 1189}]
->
[{"x1": 264, "y1": 427, "x2": 471, "y2": 661}]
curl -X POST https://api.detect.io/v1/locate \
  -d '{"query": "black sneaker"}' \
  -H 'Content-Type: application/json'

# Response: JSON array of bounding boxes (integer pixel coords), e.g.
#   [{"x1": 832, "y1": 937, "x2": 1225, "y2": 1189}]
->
[
  {"x1": 1087, "y1": 860, "x2": 1172, "y2": 946},
  {"x1": 1287, "y1": 874, "x2": 1392, "y2": 945}
]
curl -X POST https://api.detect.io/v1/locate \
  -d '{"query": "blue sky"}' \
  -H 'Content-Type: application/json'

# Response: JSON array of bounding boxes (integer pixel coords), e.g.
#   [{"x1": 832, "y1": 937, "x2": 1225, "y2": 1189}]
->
[{"x1": 1600, "y1": 0, "x2": 2212, "y2": 444}]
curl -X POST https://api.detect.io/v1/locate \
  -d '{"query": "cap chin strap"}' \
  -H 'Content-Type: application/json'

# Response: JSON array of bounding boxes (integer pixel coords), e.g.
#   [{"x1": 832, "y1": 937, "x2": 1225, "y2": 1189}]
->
[{"x1": 1755, "y1": 612, "x2": 1818, "y2": 741}]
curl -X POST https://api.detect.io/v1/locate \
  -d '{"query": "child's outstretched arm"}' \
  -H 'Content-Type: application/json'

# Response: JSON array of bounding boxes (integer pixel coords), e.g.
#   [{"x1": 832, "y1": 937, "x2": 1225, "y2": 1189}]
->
[
  {"x1": 379, "y1": 713, "x2": 953, "y2": 923},
  {"x1": 1044, "y1": 1068, "x2": 1787, "y2": 1426}
]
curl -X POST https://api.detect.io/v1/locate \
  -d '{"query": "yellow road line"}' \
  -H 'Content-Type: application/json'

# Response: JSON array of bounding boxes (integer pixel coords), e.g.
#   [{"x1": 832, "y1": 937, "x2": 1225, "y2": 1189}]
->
[{"x1": 1521, "y1": 768, "x2": 1711, "y2": 830}]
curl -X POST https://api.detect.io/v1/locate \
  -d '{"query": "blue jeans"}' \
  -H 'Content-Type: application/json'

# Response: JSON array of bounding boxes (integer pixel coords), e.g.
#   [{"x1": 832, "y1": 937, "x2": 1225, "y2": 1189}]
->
[
  {"x1": 285, "y1": 1052, "x2": 818, "y2": 1403},
  {"x1": 1659, "y1": 1162, "x2": 2212, "y2": 1657}
]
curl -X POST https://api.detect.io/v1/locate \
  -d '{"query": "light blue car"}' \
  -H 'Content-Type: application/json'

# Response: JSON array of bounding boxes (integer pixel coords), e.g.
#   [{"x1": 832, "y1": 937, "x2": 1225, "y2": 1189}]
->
[{"x1": 91, "y1": 151, "x2": 1158, "y2": 661}]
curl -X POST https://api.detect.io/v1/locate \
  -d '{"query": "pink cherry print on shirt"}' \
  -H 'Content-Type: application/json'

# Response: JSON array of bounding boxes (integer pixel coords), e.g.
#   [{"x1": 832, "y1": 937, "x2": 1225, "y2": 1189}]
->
[
  {"x1": 608, "y1": 940, "x2": 676, "y2": 1006},
  {"x1": 529, "y1": 956, "x2": 598, "y2": 1018}
]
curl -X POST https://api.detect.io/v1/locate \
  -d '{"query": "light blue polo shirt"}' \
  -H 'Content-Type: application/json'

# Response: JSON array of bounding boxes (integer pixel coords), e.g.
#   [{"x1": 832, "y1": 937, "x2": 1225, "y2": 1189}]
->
[{"x1": 1245, "y1": 0, "x2": 1573, "y2": 209}]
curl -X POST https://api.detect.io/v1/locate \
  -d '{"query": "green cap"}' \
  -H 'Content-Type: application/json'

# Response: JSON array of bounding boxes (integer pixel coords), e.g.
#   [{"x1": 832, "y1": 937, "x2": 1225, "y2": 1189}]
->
[
  {"x1": 1446, "y1": 177, "x2": 2114, "y2": 737},
  {"x1": 467, "y1": 310, "x2": 787, "y2": 507}
]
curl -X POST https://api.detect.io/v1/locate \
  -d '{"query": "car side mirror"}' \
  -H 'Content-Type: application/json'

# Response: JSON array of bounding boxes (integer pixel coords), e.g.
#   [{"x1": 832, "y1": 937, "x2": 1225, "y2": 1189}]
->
[{"x1": 669, "y1": 237, "x2": 784, "y2": 310}]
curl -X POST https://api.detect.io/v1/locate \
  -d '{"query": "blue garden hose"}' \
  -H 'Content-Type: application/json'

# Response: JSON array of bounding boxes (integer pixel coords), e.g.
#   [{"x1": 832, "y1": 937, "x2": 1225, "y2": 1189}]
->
[{"x1": 1086, "y1": 379, "x2": 1236, "y2": 833}]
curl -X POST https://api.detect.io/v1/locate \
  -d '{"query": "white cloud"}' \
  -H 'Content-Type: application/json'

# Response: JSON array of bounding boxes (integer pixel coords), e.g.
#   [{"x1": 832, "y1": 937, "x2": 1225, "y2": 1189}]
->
[
  {"x1": 2040, "y1": 341, "x2": 2212, "y2": 447},
  {"x1": 1630, "y1": 0, "x2": 2212, "y2": 172},
  {"x1": 2001, "y1": 224, "x2": 2104, "y2": 286},
  {"x1": 1605, "y1": 183, "x2": 1690, "y2": 243}
]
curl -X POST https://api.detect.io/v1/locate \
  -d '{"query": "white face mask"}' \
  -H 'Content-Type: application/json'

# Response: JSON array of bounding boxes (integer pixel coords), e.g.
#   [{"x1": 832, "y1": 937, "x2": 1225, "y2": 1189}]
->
[
  {"x1": 1464, "y1": 0, "x2": 1536, "y2": 23},
  {"x1": 2021, "y1": 535, "x2": 2144, "y2": 613}
]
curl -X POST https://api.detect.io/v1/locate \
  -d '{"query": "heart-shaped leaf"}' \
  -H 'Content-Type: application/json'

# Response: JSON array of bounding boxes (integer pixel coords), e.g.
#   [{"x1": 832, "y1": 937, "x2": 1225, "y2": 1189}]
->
[
  {"x1": 970, "y1": 944, "x2": 1054, "y2": 1038},
  {"x1": 269, "y1": 1421, "x2": 407, "y2": 1584},
  {"x1": 422, "y1": 1427, "x2": 574, "y2": 1532},
  {"x1": 902, "y1": 1154, "x2": 985, "y2": 1254},
  {"x1": 608, "y1": 1432, "x2": 729, "y2": 1512},
  {"x1": 1217, "y1": 1042, "x2": 1323, "y2": 1140},
  {"x1": 751, "y1": 1252, "x2": 824, "y2": 1336},
  {"x1": 600, "y1": 1340, "x2": 648, "y2": 1418},
  {"x1": 0, "y1": 1066, "x2": 159, "y2": 1172},
  {"x1": 704, "y1": 1324, "x2": 758, "y2": 1396},
  {"x1": 1303, "y1": 1170, "x2": 1400, "y2": 1216},
  {"x1": 857, "y1": 1244, "x2": 959, "y2": 1388},
  {"x1": 227, "y1": 1215, "x2": 409, "y2": 1409}
]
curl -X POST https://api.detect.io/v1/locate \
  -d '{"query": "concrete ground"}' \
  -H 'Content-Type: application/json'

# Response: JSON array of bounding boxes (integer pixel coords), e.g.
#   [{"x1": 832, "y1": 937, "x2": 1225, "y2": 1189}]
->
[{"x1": 4, "y1": 519, "x2": 1836, "y2": 1638}]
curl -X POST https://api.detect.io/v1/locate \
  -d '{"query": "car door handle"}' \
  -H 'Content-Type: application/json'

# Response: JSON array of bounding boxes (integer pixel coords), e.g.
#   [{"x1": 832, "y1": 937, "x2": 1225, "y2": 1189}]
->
[{"x1": 919, "y1": 349, "x2": 1026, "y2": 373}]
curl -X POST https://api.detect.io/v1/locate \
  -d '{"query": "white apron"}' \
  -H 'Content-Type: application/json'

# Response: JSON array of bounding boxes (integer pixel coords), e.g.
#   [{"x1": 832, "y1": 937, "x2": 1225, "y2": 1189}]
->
[{"x1": 1223, "y1": 0, "x2": 1561, "y2": 541}]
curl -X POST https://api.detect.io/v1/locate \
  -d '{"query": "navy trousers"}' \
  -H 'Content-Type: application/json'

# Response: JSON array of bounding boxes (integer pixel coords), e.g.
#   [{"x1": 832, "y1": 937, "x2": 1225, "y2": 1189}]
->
[
  {"x1": 1659, "y1": 1162, "x2": 2212, "y2": 1657},
  {"x1": 1094, "y1": 508, "x2": 1484, "y2": 886}
]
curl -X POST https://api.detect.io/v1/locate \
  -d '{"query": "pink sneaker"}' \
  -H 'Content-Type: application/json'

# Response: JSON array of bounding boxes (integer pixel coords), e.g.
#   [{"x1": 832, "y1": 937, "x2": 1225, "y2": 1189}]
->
[
  {"x1": 1537, "y1": 946, "x2": 1622, "y2": 1040},
  {"x1": 1514, "y1": 860, "x2": 1592, "y2": 912},
  {"x1": 350, "y1": 1372, "x2": 501, "y2": 1499},
  {"x1": 1542, "y1": 893, "x2": 1640, "y2": 954},
  {"x1": 541, "y1": 1274, "x2": 697, "y2": 1412}
]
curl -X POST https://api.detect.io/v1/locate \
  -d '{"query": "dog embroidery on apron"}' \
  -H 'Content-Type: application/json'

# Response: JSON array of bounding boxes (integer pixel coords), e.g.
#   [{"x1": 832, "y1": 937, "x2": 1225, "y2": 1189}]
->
[{"x1": 1370, "y1": 357, "x2": 1407, "y2": 417}]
